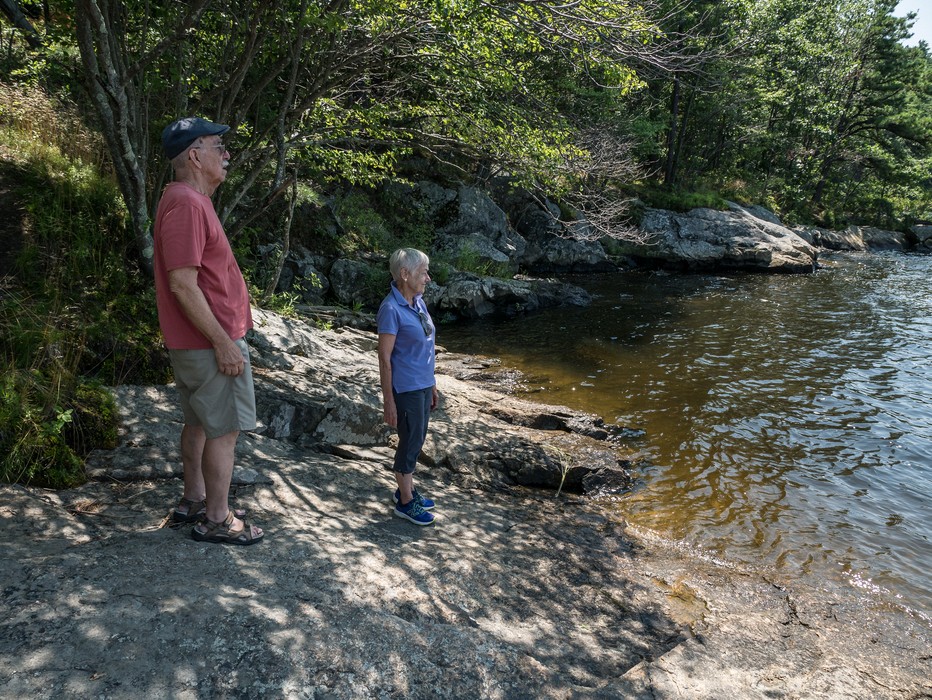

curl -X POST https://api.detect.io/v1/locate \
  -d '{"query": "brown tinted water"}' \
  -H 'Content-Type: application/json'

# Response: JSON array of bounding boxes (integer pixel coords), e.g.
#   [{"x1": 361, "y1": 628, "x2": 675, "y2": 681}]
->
[{"x1": 438, "y1": 252, "x2": 932, "y2": 619}]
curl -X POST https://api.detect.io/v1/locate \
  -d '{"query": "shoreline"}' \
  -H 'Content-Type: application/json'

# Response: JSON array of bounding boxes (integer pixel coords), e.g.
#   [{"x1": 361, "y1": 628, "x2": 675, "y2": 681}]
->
[{"x1": 1, "y1": 309, "x2": 929, "y2": 698}]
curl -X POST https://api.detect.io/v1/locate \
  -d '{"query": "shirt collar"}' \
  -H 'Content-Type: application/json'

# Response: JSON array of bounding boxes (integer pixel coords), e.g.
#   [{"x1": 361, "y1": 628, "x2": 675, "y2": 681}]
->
[{"x1": 390, "y1": 280, "x2": 422, "y2": 310}]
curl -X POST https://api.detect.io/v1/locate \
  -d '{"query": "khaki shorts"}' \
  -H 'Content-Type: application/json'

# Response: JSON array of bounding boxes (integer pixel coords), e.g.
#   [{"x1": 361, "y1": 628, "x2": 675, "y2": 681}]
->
[{"x1": 169, "y1": 338, "x2": 257, "y2": 439}]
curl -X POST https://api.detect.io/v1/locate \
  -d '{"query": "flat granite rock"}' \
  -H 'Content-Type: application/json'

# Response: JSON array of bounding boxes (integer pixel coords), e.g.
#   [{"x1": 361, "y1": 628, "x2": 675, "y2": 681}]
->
[{"x1": 1, "y1": 311, "x2": 929, "y2": 699}]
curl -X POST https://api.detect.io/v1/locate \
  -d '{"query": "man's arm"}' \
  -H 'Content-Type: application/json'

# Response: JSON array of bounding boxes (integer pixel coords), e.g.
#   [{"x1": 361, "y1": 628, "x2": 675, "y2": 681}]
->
[{"x1": 168, "y1": 266, "x2": 244, "y2": 376}]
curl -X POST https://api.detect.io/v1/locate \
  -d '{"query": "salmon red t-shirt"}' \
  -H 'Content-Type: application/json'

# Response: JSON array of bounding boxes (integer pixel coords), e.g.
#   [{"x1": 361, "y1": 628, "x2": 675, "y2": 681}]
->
[{"x1": 153, "y1": 182, "x2": 252, "y2": 350}]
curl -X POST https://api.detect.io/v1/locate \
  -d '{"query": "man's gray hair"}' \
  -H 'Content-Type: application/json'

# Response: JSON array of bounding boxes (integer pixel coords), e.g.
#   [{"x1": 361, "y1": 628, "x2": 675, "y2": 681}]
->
[
  {"x1": 389, "y1": 248, "x2": 429, "y2": 281},
  {"x1": 170, "y1": 135, "x2": 206, "y2": 171}
]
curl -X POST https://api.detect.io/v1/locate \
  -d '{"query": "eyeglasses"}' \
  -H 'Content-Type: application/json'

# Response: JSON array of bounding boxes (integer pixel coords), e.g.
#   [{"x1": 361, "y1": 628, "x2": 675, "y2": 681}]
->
[
  {"x1": 194, "y1": 142, "x2": 226, "y2": 153},
  {"x1": 417, "y1": 311, "x2": 433, "y2": 337}
]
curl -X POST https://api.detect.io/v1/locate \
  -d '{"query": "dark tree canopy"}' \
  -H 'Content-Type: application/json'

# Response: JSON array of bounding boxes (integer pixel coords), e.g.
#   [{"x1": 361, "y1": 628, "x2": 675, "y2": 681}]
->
[{"x1": 1, "y1": 0, "x2": 929, "y2": 261}]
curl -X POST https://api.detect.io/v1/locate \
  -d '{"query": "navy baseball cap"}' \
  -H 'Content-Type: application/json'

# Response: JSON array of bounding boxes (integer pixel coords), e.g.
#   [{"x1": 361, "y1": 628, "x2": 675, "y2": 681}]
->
[{"x1": 161, "y1": 117, "x2": 230, "y2": 159}]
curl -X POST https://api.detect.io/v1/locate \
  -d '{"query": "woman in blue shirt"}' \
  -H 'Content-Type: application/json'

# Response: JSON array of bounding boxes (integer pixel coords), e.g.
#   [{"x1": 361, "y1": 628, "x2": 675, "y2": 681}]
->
[{"x1": 377, "y1": 248, "x2": 439, "y2": 525}]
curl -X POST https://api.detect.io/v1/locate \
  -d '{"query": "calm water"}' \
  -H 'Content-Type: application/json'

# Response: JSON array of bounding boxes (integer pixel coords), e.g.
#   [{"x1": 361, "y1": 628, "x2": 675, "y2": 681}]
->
[{"x1": 439, "y1": 252, "x2": 932, "y2": 619}]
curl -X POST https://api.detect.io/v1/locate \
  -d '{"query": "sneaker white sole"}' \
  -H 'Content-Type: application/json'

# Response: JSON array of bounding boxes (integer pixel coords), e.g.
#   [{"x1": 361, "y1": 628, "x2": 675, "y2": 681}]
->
[{"x1": 393, "y1": 508, "x2": 434, "y2": 526}]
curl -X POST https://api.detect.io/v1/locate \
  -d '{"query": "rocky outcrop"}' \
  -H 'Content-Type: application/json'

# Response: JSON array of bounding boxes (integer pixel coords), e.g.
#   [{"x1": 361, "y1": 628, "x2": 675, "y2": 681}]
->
[
  {"x1": 327, "y1": 258, "x2": 384, "y2": 308},
  {"x1": 431, "y1": 231, "x2": 513, "y2": 270},
  {"x1": 913, "y1": 224, "x2": 932, "y2": 251},
  {"x1": 2, "y1": 307, "x2": 928, "y2": 699},
  {"x1": 246, "y1": 308, "x2": 629, "y2": 492},
  {"x1": 433, "y1": 272, "x2": 592, "y2": 320},
  {"x1": 274, "y1": 183, "x2": 926, "y2": 320},
  {"x1": 793, "y1": 225, "x2": 868, "y2": 251},
  {"x1": 490, "y1": 181, "x2": 615, "y2": 273},
  {"x1": 793, "y1": 224, "x2": 915, "y2": 252},
  {"x1": 271, "y1": 245, "x2": 331, "y2": 304},
  {"x1": 83, "y1": 303, "x2": 634, "y2": 492},
  {"x1": 520, "y1": 232, "x2": 616, "y2": 273},
  {"x1": 855, "y1": 225, "x2": 912, "y2": 251},
  {"x1": 616, "y1": 203, "x2": 818, "y2": 273}
]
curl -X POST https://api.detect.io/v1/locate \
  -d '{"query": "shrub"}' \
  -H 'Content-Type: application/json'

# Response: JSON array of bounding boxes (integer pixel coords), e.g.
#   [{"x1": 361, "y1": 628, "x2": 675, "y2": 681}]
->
[
  {"x1": 0, "y1": 82, "x2": 143, "y2": 486},
  {"x1": 638, "y1": 186, "x2": 728, "y2": 213},
  {"x1": 0, "y1": 367, "x2": 87, "y2": 489},
  {"x1": 454, "y1": 242, "x2": 512, "y2": 278},
  {"x1": 374, "y1": 184, "x2": 436, "y2": 252},
  {"x1": 334, "y1": 191, "x2": 392, "y2": 254}
]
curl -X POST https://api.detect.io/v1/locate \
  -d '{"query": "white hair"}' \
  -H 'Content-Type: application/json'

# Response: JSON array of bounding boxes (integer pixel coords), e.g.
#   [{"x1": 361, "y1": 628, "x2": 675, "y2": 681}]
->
[
  {"x1": 389, "y1": 248, "x2": 429, "y2": 281},
  {"x1": 169, "y1": 135, "x2": 209, "y2": 171}
]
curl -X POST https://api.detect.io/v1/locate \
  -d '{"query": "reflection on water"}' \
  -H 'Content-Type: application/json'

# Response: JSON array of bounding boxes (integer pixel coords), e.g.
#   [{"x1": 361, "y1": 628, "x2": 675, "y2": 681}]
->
[{"x1": 439, "y1": 253, "x2": 932, "y2": 617}]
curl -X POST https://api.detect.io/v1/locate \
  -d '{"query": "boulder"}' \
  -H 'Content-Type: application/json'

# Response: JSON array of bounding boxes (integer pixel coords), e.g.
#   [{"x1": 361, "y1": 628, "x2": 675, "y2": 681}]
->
[
  {"x1": 436, "y1": 275, "x2": 496, "y2": 318},
  {"x1": 625, "y1": 205, "x2": 817, "y2": 273},
  {"x1": 441, "y1": 185, "x2": 526, "y2": 260},
  {"x1": 733, "y1": 202, "x2": 784, "y2": 226},
  {"x1": 276, "y1": 245, "x2": 330, "y2": 303},
  {"x1": 488, "y1": 181, "x2": 614, "y2": 272},
  {"x1": 911, "y1": 224, "x2": 932, "y2": 251},
  {"x1": 521, "y1": 233, "x2": 616, "y2": 273},
  {"x1": 853, "y1": 226, "x2": 911, "y2": 251},
  {"x1": 793, "y1": 226, "x2": 867, "y2": 251},
  {"x1": 411, "y1": 180, "x2": 458, "y2": 220},
  {"x1": 435, "y1": 272, "x2": 591, "y2": 319},
  {"x1": 431, "y1": 231, "x2": 512, "y2": 269},
  {"x1": 328, "y1": 258, "x2": 385, "y2": 307}
]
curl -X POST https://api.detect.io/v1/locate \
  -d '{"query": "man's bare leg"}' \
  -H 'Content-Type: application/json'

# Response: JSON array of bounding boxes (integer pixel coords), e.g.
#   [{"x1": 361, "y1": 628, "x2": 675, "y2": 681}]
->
[
  {"x1": 202, "y1": 429, "x2": 261, "y2": 537},
  {"x1": 180, "y1": 424, "x2": 207, "y2": 504}
]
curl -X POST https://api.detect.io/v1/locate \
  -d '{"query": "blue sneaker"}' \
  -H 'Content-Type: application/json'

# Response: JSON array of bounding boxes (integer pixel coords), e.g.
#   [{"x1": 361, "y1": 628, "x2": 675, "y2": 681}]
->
[
  {"x1": 394, "y1": 498, "x2": 435, "y2": 526},
  {"x1": 393, "y1": 488, "x2": 435, "y2": 511}
]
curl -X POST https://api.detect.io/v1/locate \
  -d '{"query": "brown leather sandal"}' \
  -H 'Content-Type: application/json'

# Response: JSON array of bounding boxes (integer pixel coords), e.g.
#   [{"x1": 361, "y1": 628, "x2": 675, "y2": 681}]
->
[
  {"x1": 171, "y1": 497, "x2": 247, "y2": 524},
  {"x1": 191, "y1": 511, "x2": 264, "y2": 546},
  {"x1": 172, "y1": 497, "x2": 207, "y2": 524}
]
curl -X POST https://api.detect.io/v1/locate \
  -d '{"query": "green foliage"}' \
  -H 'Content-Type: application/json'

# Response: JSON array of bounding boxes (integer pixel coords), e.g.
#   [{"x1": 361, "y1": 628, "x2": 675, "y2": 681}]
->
[
  {"x1": 80, "y1": 284, "x2": 171, "y2": 386},
  {"x1": 640, "y1": 0, "x2": 932, "y2": 227},
  {"x1": 0, "y1": 84, "x2": 157, "y2": 486},
  {"x1": 428, "y1": 260, "x2": 454, "y2": 286},
  {"x1": 374, "y1": 185, "x2": 436, "y2": 252},
  {"x1": 361, "y1": 264, "x2": 393, "y2": 308},
  {"x1": 452, "y1": 244, "x2": 512, "y2": 279},
  {"x1": 633, "y1": 184, "x2": 728, "y2": 213},
  {"x1": 0, "y1": 81, "x2": 103, "y2": 165},
  {"x1": 333, "y1": 192, "x2": 393, "y2": 254},
  {"x1": 0, "y1": 317, "x2": 81, "y2": 489},
  {"x1": 327, "y1": 185, "x2": 440, "y2": 257},
  {"x1": 0, "y1": 369, "x2": 84, "y2": 488},
  {"x1": 6, "y1": 0, "x2": 932, "y2": 243},
  {"x1": 250, "y1": 285, "x2": 301, "y2": 318},
  {"x1": 0, "y1": 362, "x2": 117, "y2": 489},
  {"x1": 63, "y1": 380, "x2": 119, "y2": 457},
  {"x1": 3, "y1": 155, "x2": 130, "y2": 297},
  {"x1": 0, "y1": 286, "x2": 128, "y2": 487}
]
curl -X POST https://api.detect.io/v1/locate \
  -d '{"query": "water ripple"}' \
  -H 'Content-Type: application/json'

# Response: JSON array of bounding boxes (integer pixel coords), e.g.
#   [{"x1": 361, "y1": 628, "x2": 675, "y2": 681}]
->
[{"x1": 441, "y1": 253, "x2": 932, "y2": 617}]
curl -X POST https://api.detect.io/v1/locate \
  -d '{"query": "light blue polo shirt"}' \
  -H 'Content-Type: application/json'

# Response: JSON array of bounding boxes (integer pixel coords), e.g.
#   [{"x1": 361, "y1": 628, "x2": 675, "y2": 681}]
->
[{"x1": 377, "y1": 281, "x2": 436, "y2": 393}]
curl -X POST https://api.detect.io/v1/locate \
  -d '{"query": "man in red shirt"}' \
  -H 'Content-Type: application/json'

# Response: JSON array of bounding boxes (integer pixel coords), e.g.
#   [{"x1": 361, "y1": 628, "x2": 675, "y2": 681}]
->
[{"x1": 154, "y1": 117, "x2": 263, "y2": 545}]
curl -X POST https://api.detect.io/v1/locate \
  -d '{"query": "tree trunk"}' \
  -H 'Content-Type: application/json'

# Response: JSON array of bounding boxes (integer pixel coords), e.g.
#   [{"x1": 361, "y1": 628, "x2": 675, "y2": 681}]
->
[
  {"x1": 262, "y1": 176, "x2": 296, "y2": 302},
  {"x1": 674, "y1": 86, "x2": 693, "y2": 179},
  {"x1": 663, "y1": 75, "x2": 681, "y2": 187},
  {"x1": 0, "y1": 0, "x2": 42, "y2": 48},
  {"x1": 75, "y1": 0, "x2": 153, "y2": 275}
]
